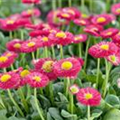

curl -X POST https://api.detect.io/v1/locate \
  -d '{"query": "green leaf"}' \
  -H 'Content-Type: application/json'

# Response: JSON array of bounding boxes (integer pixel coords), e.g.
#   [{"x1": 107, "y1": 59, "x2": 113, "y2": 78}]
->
[
  {"x1": 103, "y1": 109, "x2": 120, "y2": 120},
  {"x1": 61, "y1": 110, "x2": 77, "y2": 120},
  {"x1": 8, "y1": 116, "x2": 26, "y2": 120},
  {"x1": 48, "y1": 107, "x2": 63, "y2": 120},
  {"x1": 105, "y1": 95, "x2": 120, "y2": 107},
  {"x1": 91, "y1": 109, "x2": 102, "y2": 119}
]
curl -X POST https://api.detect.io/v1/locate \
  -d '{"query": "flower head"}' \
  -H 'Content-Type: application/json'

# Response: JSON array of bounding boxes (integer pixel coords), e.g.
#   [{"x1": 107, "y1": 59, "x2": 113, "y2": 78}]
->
[
  {"x1": 0, "y1": 72, "x2": 21, "y2": 89},
  {"x1": 74, "y1": 18, "x2": 90, "y2": 26},
  {"x1": 84, "y1": 24, "x2": 103, "y2": 37},
  {"x1": 22, "y1": 0, "x2": 41, "y2": 4},
  {"x1": 76, "y1": 87, "x2": 101, "y2": 106},
  {"x1": 89, "y1": 42, "x2": 118, "y2": 58},
  {"x1": 26, "y1": 72, "x2": 49, "y2": 88},
  {"x1": 73, "y1": 34, "x2": 87, "y2": 44},
  {"x1": 21, "y1": 38, "x2": 41, "y2": 53},
  {"x1": 53, "y1": 57, "x2": 81, "y2": 78},
  {"x1": 111, "y1": 3, "x2": 120, "y2": 15},
  {"x1": 21, "y1": 8, "x2": 41, "y2": 18},
  {"x1": 100, "y1": 28, "x2": 119, "y2": 39},
  {"x1": 91, "y1": 14, "x2": 114, "y2": 26},
  {"x1": 0, "y1": 51, "x2": 18, "y2": 68},
  {"x1": 49, "y1": 31, "x2": 74, "y2": 46},
  {"x1": 6, "y1": 39, "x2": 23, "y2": 53},
  {"x1": 69, "y1": 84, "x2": 79, "y2": 94},
  {"x1": 33, "y1": 58, "x2": 57, "y2": 80}
]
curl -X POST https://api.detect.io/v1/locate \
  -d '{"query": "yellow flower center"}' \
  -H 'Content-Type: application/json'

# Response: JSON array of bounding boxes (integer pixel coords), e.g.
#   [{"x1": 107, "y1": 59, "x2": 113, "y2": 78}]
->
[
  {"x1": 14, "y1": 43, "x2": 21, "y2": 49},
  {"x1": 7, "y1": 20, "x2": 14, "y2": 24},
  {"x1": 56, "y1": 32, "x2": 66, "y2": 38},
  {"x1": 20, "y1": 70, "x2": 30, "y2": 78},
  {"x1": 33, "y1": 76, "x2": 41, "y2": 82},
  {"x1": 75, "y1": 36, "x2": 83, "y2": 41},
  {"x1": 110, "y1": 55, "x2": 116, "y2": 62},
  {"x1": 0, "y1": 56, "x2": 8, "y2": 63},
  {"x1": 61, "y1": 13, "x2": 69, "y2": 18},
  {"x1": 116, "y1": 8, "x2": 120, "y2": 13},
  {"x1": 100, "y1": 44, "x2": 109, "y2": 50},
  {"x1": 42, "y1": 61, "x2": 54, "y2": 73},
  {"x1": 85, "y1": 93, "x2": 93, "y2": 100},
  {"x1": 97, "y1": 17, "x2": 106, "y2": 23},
  {"x1": 42, "y1": 37, "x2": 49, "y2": 42},
  {"x1": 1, "y1": 74, "x2": 11, "y2": 82},
  {"x1": 27, "y1": 9, "x2": 33, "y2": 15},
  {"x1": 27, "y1": 42, "x2": 35, "y2": 47},
  {"x1": 61, "y1": 61, "x2": 73, "y2": 70},
  {"x1": 70, "y1": 87, "x2": 79, "y2": 93},
  {"x1": 106, "y1": 32, "x2": 112, "y2": 36}
]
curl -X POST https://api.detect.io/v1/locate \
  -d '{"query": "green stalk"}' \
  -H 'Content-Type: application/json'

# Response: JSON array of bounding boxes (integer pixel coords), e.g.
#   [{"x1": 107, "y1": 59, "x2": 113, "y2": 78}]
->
[
  {"x1": 7, "y1": 89, "x2": 24, "y2": 117},
  {"x1": 11, "y1": 64, "x2": 14, "y2": 71},
  {"x1": 81, "y1": 0, "x2": 85, "y2": 8},
  {"x1": 44, "y1": 46, "x2": 48, "y2": 58},
  {"x1": 68, "y1": 0, "x2": 72, "y2": 7},
  {"x1": 83, "y1": 39, "x2": 90, "y2": 71},
  {"x1": 58, "y1": 0, "x2": 62, "y2": 8},
  {"x1": 49, "y1": 82, "x2": 54, "y2": 105},
  {"x1": 20, "y1": 29, "x2": 24, "y2": 40},
  {"x1": 103, "y1": 60, "x2": 111, "y2": 98},
  {"x1": 18, "y1": 88, "x2": 29, "y2": 113},
  {"x1": 96, "y1": 58, "x2": 100, "y2": 89},
  {"x1": 3, "y1": 68, "x2": 7, "y2": 73},
  {"x1": 66, "y1": 77, "x2": 70, "y2": 97},
  {"x1": 9, "y1": 31, "x2": 12, "y2": 39},
  {"x1": 89, "y1": 0, "x2": 93, "y2": 13},
  {"x1": 60, "y1": 45, "x2": 64, "y2": 59},
  {"x1": 51, "y1": 46, "x2": 55, "y2": 59},
  {"x1": 87, "y1": 105, "x2": 91, "y2": 120},
  {"x1": 26, "y1": 85, "x2": 31, "y2": 99},
  {"x1": 36, "y1": 48, "x2": 40, "y2": 59},
  {"x1": 78, "y1": 43, "x2": 82, "y2": 58},
  {"x1": 52, "y1": 0, "x2": 56, "y2": 10},
  {"x1": 34, "y1": 88, "x2": 45, "y2": 120},
  {"x1": 32, "y1": 52, "x2": 35, "y2": 60}
]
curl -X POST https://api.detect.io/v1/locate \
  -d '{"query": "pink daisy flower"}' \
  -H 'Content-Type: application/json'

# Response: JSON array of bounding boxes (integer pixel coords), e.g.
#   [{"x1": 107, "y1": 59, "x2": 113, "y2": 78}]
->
[
  {"x1": 88, "y1": 41, "x2": 119, "y2": 58},
  {"x1": 47, "y1": 9, "x2": 69, "y2": 27},
  {"x1": 49, "y1": 31, "x2": 74, "y2": 46},
  {"x1": 21, "y1": 8, "x2": 41, "y2": 18},
  {"x1": 84, "y1": 24, "x2": 103, "y2": 37},
  {"x1": 0, "y1": 72, "x2": 21, "y2": 89},
  {"x1": 100, "y1": 28, "x2": 119, "y2": 39},
  {"x1": 112, "y1": 31, "x2": 120, "y2": 44},
  {"x1": 0, "y1": 51, "x2": 18, "y2": 69},
  {"x1": 106, "y1": 52, "x2": 120, "y2": 66},
  {"x1": 111, "y1": 3, "x2": 120, "y2": 15},
  {"x1": 21, "y1": 38, "x2": 42, "y2": 53},
  {"x1": 73, "y1": 18, "x2": 90, "y2": 26},
  {"x1": 22, "y1": 0, "x2": 41, "y2": 4},
  {"x1": 69, "y1": 84, "x2": 79, "y2": 95},
  {"x1": 53, "y1": 57, "x2": 81, "y2": 78},
  {"x1": 6, "y1": 39, "x2": 23, "y2": 53},
  {"x1": 33, "y1": 58, "x2": 57, "y2": 80},
  {"x1": 76, "y1": 87, "x2": 101, "y2": 106},
  {"x1": 26, "y1": 72, "x2": 49, "y2": 88},
  {"x1": 73, "y1": 34, "x2": 87, "y2": 44},
  {"x1": 91, "y1": 14, "x2": 114, "y2": 26}
]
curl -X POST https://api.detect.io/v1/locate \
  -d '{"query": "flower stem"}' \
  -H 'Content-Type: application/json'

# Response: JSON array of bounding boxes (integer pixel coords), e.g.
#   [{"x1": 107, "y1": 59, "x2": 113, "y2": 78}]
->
[
  {"x1": 34, "y1": 88, "x2": 45, "y2": 120},
  {"x1": 103, "y1": 60, "x2": 111, "y2": 98},
  {"x1": 32, "y1": 52, "x2": 35, "y2": 60},
  {"x1": 3, "y1": 68, "x2": 7, "y2": 73},
  {"x1": 9, "y1": 31, "x2": 12, "y2": 39},
  {"x1": 27, "y1": 85, "x2": 31, "y2": 99},
  {"x1": 52, "y1": 0, "x2": 56, "y2": 10},
  {"x1": 66, "y1": 77, "x2": 70, "y2": 97},
  {"x1": 20, "y1": 29, "x2": 24, "y2": 40},
  {"x1": 89, "y1": 0, "x2": 93, "y2": 13},
  {"x1": 44, "y1": 46, "x2": 48, "y2": 58},
  {"x1": 78, "y1": 43, "x2": 82, "y2": 58},
  {"x1": 36, "y1": 48, "x2": 40, "y2": 59},
  {"x1": 84, "y1": 39, "x2": 90, "y2": 71},
  {"x1": 18, "y1": 88, "x2": 29, "y2": 113},
  {"x1": 96, "y1": 58, "x2": 100, "y2": 89},
  {"x1": 51, "y1": 46, "x2": 55, "y2": 59},
  {"x1": 58, "y1": 0, "x2": 62, "y2": 8},
  {"x1": 87, "y1": 105, "x2": 91, "y2": 120},
  {"x1": 81, "y1": 0, "x2": 85, "y2": 8},
  {"x1": 7, "y1": 89, "x2": 24, "y2": 117},
  {"x1": 60, "y1": 45, "x2": 64, "y2": 59},
  {"x1": 49, "y1": 82, "x2": 54, "y2": 105},
  {"x1": 68, "y1": 0, "x2": 72, "y2": 7}
]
